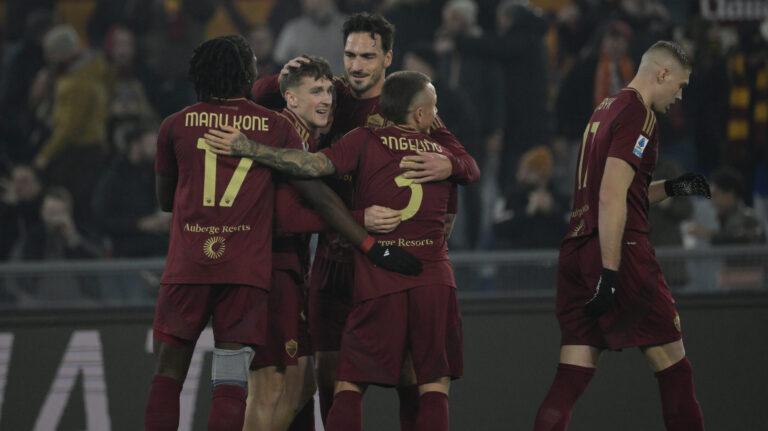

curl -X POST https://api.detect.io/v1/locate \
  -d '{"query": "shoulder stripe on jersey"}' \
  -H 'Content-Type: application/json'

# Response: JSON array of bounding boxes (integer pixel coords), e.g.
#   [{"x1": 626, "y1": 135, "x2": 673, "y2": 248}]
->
[
  {"x1": 643, "y1": 110, "x2": 657, "y2": 135},
  {"x1": 642, "y1": 108, "x2": 651, "y2": 134}
]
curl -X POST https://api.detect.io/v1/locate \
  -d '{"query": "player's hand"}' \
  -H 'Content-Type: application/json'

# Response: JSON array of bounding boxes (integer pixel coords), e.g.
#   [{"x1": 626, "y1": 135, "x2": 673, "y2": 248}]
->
[
  {"x1": 584, "y1": 269, "x2": 617, "y2": 318},
  {"x1": 280, "y1": 56, "x2": 311, "y2": 77},
  {"x1": 664, "y1": 173, "x2": 711, "y2": 199},
  {"x1": 400, "y1": 151, "x2": 452, "y2": 183},
  {"x1": 205, "y1": 126, "x2": 255, "y2": 157},
  {"x1": 363, "y1": 239, "x2": 422, "y2": 276},
  {"x1": 365, "y1": 205, "x2": 401, "y2": 233}
]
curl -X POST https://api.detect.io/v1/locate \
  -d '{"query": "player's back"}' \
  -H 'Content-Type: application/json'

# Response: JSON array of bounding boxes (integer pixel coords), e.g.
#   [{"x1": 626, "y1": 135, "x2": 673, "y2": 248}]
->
[
  {"x1": 156, "y1": 98, "x2": 301, "y2": 288},
  {"x1": 321, "y1": 125, "x2": 455, "y2": 302},
  {"x1": 566, "y1": 88, "x2": 659, "y2": 241}
]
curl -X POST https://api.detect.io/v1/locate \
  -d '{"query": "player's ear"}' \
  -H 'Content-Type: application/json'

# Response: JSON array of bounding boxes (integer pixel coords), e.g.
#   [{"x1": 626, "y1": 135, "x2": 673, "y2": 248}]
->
[
  {"x1": 384, "y1": 50, "x2": 393, "y2": 68},
  {"x1": 285, "y1": 90, "x2": 297, "y2": 107},
  {"x1": 657, "y1": 67, "x2": 668, "y2": 84}
]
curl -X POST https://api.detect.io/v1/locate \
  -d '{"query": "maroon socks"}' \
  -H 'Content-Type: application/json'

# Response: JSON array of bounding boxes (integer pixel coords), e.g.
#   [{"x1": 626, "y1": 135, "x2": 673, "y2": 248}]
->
[
  {"x1": 533, "y1": 363, "x2": 595, "y2": 431},
  {"x1": 415, "y1": 391, "x2": 449, "y2": 431},
  {"x1": 145, "y1": 375, "x2": 183, "y2": 431},
  {"x1": 288, "y1": 398, "x2": 316, "y2": 431},
  {"x1": 655, "y1": 357, "x2": 705, "y2": 431},
  {"x1": 207, "y1": 384, "x2": 246, "y2": 431}
]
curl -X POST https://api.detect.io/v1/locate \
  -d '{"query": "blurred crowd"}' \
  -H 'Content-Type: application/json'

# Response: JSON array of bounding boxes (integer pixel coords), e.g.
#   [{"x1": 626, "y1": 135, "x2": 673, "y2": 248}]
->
[{"x1": 1, "y1": 0, "x2": 767, "y2": 267}]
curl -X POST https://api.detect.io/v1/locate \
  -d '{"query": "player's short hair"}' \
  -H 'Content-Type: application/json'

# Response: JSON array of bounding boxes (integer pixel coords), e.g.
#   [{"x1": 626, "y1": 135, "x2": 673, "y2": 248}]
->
[
  {"x1": 712, "y1": 167, "x2": 746, "y2": 201},
  {"x1": 278, "y1": 55, "x2": 334, "y2": 96},
  {"x1": 189, "y1": 35, "x2": 256, "y2": 102},
  {"x1": 380, "y1": 71, "x2": 431, "y2": 125},
  {"x1": 647, "y1": 40, "x2": 691, "y2": 70},
  {"x1": 342, "y1": 12, "x2": 396, "y2": 53}
]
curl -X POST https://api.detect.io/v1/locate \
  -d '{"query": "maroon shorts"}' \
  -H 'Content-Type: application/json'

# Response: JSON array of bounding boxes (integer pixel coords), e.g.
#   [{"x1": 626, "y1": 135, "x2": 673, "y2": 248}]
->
[
  {"x1": 308, "y1": 257, "x2": 354, "y2": 352},
  {"x1": 337, "y1": 285, "x2": 463, "y2": 386},
  {"x1": 153, "y1": 284, "x2": 268, "y2": 346},
  {"x1": 556, "y1": 231, "x2": 682, "y2": 350},
  {"x1": 251, "y1": 269, "x2": 312, "y2": 368}
]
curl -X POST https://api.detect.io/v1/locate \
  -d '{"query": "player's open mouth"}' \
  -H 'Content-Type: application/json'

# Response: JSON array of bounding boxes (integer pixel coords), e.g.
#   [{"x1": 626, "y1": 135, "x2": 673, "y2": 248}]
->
[{"x1": 316, "y1": 109, "x2": 328, "y2": 115}]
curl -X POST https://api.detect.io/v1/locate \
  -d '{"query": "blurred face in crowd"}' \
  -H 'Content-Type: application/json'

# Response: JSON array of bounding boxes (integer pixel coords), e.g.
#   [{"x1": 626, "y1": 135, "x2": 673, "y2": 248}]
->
[
  {"x1": 248, "y1": 26, "x2": 274, "y2": 63},
  {"x1": 301, "y1": 0, "x2": 332, "y2": 20},
  {"x1": 12, "y1": 166, "x2": 42, "y2": 202},
  {"x1": 652, "y1": 62, "x2": 690, "y2": 113},
  {"x1": 442, "y1": 7, "x2": 469, "y2": 36},
  {"x1": 110, "y1": 27, "x2": 136, "y2": 69},
  {"x1": 710, "y1": 184, "x2": 736, "y2": 216},
  {"x1": 129, "y1": 130, "x2": 158, "y2": 164},
  {"x1": 344, "y1": 32, "x2": 392, "y2": 98},
  {"x1": 41, "y1": 195, "x2": 72, "y2": 231},
  {"x1": 601, "y1": 31, "x2": 630, "y2": 61},
  {"x1": 286, "y1": 76, "x2": 333, "y2": 130},
  {"x1": 411, "y1": 83, "x2": 437, "y2": 134}
]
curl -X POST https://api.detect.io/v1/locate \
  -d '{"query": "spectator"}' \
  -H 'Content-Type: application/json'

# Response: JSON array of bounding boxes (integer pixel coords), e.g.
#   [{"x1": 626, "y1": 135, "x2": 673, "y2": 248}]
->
[
  {"x1": 104, "y1": 25, "x2": 158, "y2": 151},
  {"x1": 273, "y1": 0, "x2": 347, "y2": 75},
  {"x1": 381, "y1": 0, "x2": 442, "y2": 71},
  {"x1": 0, "y1": 9, "x2": 54, "y2": 162},
  {"x1": 92, "y1": 124, "x2": 169, "y2": 258},
  {"x1": 128, "y1": 0, "x2": 216, "y2": 118},
  {"x1": 19, "y1": 187, "x2": 103, "y2": 260},
  {"x1": 688, "y1": 168, "x2": 766, "y2": 245},
  {"x1": 0, "y1": 164, "x2": 44, "y2": 260},
  {"x1": 492, "y1": 145, "x2": 567, "y2": 249},
  {"x1": 248, "y1": 24, "x2": 281, "y2": 78},
  {"x1": 33, "y1": 24, "x2": 110, "y2": 226}
]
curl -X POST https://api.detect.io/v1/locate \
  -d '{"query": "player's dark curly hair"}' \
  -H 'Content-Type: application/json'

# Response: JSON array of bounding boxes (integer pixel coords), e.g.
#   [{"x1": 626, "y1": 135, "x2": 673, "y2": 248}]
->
[
  {"x1": 189, "y1": 35, "x2": 256, "y2": 102},
  {"x1": 342, "y1": 12, "x2": 395, "y2": 53},
  {"x1": 278, "y1": 55, "x2": 334, "y2": 96},
  {"x1": 380, "y1": 71, "x2": 431, "y2": 125},
  {"x1": 648, "y1": 40, "x2": 692, "y2": 70}
]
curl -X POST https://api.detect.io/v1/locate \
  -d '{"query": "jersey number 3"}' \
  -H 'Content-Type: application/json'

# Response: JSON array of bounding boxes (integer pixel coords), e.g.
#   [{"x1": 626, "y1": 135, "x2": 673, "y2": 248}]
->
[
  {"x1": 395, "y1": 174, "x2": 423, "y2": 221},
  {"x1": 197, "y1": 138, "x2": 253, "y2": 207},
  {"x1": 577, "y1": 121, "x2": 600, "y2": 190}
]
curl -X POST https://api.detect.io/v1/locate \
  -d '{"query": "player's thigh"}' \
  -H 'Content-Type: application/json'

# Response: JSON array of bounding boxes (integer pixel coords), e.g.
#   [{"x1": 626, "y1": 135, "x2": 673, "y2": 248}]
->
[
  {"x1": 153, "y1": 339, "x2": 196, "y2": 381},
  {"x1": 248, "y1": 365, "x2": 285, "y2": 401},
  {"x1": 640, "y1": 339, "x2": 686, "y2": 372},
  {"x1": 211, "y1": 284, "x2": 269, "y2": 346},
  {"x1": 418, "y1": 376, "x2": 451, "y2": 396},
  {"x1": 560, "y1": 345, "x2": 602, "y2": 368}
]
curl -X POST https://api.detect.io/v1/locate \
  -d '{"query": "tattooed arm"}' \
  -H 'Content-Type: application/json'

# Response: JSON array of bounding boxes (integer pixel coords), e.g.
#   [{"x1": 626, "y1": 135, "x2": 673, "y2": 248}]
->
[{"x1": 204, "y1": 125, "x2": 336, "y2": 178}]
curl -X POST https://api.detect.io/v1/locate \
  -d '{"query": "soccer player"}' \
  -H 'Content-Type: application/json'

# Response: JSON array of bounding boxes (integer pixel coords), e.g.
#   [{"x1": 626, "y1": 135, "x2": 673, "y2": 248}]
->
[
  {"x1": 533, "y1": 41, "x2": 710, "y2": 431},
  {"x1": 145, "y1": 35, "x2": 419, "y2": 431},
  {"x1": 252, "y1": 13, "x2": 479, "y2": 425},
  {"x1": 205, "y1": 70, "x2": 463, "y2": 431}
]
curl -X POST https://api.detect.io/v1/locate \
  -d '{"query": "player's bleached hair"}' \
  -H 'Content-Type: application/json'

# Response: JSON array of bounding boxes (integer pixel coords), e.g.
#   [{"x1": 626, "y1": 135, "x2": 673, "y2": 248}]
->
[
  {"x1": 646, "y1": 40, "x2": 691, "y2": 70},
  {"x1": 342, "y1": 12, "x2": 396, "y2": 53},
  {"x1": 278, "y1": 55, "x2": 334, "y2": 96},
  {"x1": 380, "y1": 71, "x2": 431, "y2": 125},
  {"x1": 188, "y1": 34, "x2": 256, "y2": 102}
]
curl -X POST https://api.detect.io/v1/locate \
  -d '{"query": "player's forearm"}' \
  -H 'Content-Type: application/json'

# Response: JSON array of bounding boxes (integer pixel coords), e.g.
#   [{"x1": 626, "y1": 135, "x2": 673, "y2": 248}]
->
[
  {"x1": 648, "y1": 180, "x2": 669, "y2": 205},
  {"x1": 232, "y1": 134, "x2": 336, "y2": 178},
  {"x1": 287, "y1": 179, "x2": 368, "y2": 246}
]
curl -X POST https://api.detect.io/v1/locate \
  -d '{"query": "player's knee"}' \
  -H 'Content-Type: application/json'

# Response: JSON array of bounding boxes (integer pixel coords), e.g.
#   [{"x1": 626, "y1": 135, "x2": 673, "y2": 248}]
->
[{"x1": 211, "y1": 346, "x2": 254, "y2": 390}]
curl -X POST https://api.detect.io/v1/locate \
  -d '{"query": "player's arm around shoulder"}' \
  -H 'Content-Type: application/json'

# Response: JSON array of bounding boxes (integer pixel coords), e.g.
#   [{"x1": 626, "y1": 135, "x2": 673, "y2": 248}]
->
[{"x1": 204, "y1": 125, "x2": 336, "y2": 178}]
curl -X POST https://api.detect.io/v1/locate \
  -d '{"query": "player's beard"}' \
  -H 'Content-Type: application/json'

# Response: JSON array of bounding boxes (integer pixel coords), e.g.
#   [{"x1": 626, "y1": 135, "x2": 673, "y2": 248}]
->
[{"x1": 347, "y1": 66, "x2": 384, "y2": 97}]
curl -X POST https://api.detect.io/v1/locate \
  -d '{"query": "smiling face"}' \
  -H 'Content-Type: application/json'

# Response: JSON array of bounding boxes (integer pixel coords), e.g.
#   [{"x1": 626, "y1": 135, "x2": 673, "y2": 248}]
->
[
  {"x1": 343, "y1": 31, "x2": 392, "y2": 98},
  {"x1": 286, "y1": 75, "x2": 334, "y2": 130}
]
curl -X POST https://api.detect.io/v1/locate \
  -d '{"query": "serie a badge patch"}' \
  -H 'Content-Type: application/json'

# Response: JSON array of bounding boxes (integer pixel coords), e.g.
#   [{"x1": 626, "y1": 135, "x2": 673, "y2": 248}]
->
[{"x1": 633, "y1": 134, "x2": 649, "y2": 158}]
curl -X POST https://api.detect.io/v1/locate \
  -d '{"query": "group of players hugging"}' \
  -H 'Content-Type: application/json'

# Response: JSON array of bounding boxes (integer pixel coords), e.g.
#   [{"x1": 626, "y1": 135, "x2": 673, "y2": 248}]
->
[{"x1": 144, "y1": 11, "x2": 708, "y2": 431}]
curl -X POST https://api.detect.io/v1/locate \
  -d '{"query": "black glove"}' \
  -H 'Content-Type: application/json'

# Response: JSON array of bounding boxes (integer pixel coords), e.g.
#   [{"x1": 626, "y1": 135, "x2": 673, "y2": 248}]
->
[
  {"x1": 365, "y1": 241, "x2": 422, "y2": 276},
  {"x1": 584, "y1": 269, "x2": 617, "y2": 318},
  {"x1": 664, "y1": 173, "x2": 711, "y2": 199}
]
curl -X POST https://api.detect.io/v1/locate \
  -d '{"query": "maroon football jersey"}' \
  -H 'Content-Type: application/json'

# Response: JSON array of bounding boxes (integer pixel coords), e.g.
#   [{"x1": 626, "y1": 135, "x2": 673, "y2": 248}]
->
[
  {"x1": 321, "y1": 125, "x2": 457, "y2": 301},
  {"x1": 155, "y1": 98, "x2": 304, "y2": 288},
  {"x1": 271, "y1": 108, "x2": 316, "y2": 279},
  {"x1": 567, "y1": 88, "x2": 659, "y2": 239}
]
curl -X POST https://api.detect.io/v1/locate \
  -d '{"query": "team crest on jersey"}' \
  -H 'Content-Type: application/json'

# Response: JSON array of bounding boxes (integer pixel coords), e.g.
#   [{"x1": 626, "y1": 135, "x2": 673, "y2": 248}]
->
[
  {"x1": 366, "y1": 114, "x2": 386, "y2": 128},
  {"x1": 285, "y1": 339, "x2": 298, "y2": 358},
  {"x1": 633, "y1": 135, "x2": 649, "y2": 158},
  {"x1": 674, "y1": 314, "x2": 682, "y2": 333},
  {"x1": 203, "y1": 236, "x2": 226, "y2": 259}
]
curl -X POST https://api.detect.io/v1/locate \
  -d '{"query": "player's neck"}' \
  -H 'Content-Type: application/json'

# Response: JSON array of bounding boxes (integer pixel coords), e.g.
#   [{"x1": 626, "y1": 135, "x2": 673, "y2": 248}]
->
[{"x1": 625, "y1": 79, "x2": 653, "y2": 110}]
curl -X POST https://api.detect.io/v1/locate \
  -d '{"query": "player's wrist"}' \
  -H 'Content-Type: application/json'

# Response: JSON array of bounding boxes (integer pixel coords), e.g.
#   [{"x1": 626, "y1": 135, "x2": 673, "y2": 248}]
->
[{"x1": 359, "y1": 235, "x2": 376, "y2": 253}]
